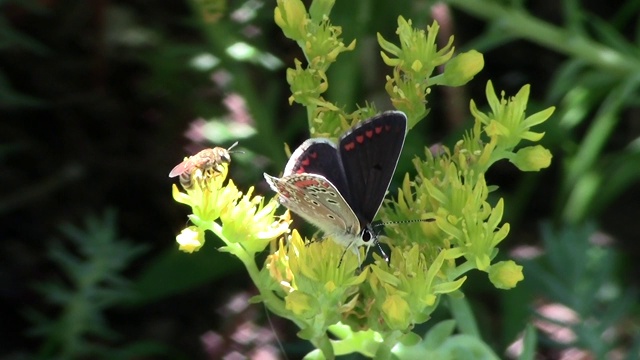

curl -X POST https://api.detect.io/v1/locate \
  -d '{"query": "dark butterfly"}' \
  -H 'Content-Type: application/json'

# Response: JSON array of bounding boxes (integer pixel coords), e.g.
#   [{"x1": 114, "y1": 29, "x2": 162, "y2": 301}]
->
[{"x1": 264, "y1": 111, "x2": 407, "y2": 261}]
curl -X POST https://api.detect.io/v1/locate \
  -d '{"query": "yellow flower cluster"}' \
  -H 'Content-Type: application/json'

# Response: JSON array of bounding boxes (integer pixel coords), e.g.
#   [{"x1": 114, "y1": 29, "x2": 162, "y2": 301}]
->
[{"x1": 171, "y1": 154, "x2": 289, "y2": 258}]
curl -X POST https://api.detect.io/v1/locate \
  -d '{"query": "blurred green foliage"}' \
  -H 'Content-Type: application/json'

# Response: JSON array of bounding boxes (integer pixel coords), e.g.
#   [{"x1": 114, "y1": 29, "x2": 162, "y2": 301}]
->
[
  {"x1": 25, "y1": 210, "x2": 151, "y2": 359},
  {"x1": 521, "y1": 223, "x2": 640, "y2": 359}
]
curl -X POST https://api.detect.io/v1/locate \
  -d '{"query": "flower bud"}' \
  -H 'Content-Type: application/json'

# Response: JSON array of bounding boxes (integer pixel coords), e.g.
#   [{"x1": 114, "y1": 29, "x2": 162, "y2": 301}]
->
[
  {"x1": 381, "y1": 294, "x2": 411, "y2": 330},
  {"x1": 488, "y1": 260, "x2": 524, "y2": 289},
  {"x1": 176, "y1": 226, "x2": 205, "y2": 253},
  {"x1": 511, "y1": 145, "x2": 552, "y2": 171},
  {"x1": 442, "y1": 50, "x2": 484, "y2": 86},
  {"x1": 274, "y1": 0, "x2": 308, "y2": 41}
]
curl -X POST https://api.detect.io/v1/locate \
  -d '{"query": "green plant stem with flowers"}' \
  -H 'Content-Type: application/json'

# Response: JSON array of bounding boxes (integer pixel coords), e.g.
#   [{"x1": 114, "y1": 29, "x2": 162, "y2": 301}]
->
[{"x1": 172, "y1": 0, "x2": 554, "y2": 358}]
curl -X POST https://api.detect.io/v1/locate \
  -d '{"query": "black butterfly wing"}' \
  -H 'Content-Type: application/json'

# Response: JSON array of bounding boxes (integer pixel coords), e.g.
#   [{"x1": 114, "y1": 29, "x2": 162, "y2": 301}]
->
[
  {"x1": 338, "y1": 111, "x2": 407, "y2": 224},
  {"x1": 283, "y1": 138, "x2": 352, "y2": 204}
]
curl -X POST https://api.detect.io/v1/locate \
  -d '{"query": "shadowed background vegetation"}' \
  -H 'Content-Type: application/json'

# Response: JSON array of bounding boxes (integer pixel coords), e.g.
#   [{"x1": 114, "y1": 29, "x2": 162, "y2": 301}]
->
[{"x1": 2, "y1": 0, "x2": 640, "y2": 359}]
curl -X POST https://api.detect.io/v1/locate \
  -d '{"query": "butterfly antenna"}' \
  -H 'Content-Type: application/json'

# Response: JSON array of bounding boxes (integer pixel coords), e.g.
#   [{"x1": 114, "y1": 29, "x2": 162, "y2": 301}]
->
[
  {"x1": 373, "y1": 237, "x2": 389, "y2": 263},
  {"x1": 374, "y1": 218, "x2": 435, "y2": 229},
  {"x1": 372, "y1": 218, "x2": 435, "y2": 263}
]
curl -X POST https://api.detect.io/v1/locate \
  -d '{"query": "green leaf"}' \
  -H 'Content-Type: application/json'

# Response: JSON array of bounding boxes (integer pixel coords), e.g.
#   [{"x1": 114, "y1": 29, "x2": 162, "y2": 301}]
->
[
  {"x1": 587, "y1": 14, "x2": 639, "y2": 57},
  {"x1": 423, "y1": 319, "x2": 456, "y2": 350},
  {"x1": 130, "y1": 244, "x2": 242, "y2": 305},
  {"x1": 433, "y1": 277, "x2": 466, "y2": 294},
  {"x1": 448, "y1": 296, "x2": 480, "y2": 337},
  {"x1": 399, "y1": 332, "x2": 422, "y2": 346}
]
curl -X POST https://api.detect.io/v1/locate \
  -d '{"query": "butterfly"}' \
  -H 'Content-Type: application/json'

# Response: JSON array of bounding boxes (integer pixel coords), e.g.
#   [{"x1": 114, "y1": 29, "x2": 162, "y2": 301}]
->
[{"x1": 264, "y1": 111, "x2": 407, "y2": 263}]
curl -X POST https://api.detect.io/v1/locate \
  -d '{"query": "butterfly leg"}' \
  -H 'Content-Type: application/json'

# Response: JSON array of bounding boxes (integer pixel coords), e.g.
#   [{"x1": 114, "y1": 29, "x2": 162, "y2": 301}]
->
[{"x1": 337, "y1": 239, "x2": 362, "y2": 268}]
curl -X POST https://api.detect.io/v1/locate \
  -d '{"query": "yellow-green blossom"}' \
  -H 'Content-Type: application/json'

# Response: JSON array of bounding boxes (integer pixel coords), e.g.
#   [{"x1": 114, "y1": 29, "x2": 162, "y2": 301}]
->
[
  {"x1": 286, "y1": 59, "x2": 329, "y2": 106},
  {"x1": 378, "y1": 18, "x2": 456, "y2": 125},
  {"x1": 264, "y1": 230, "x2": 368, "y2": 339},
  {"x1": 384, "y1": 67, "x2": 431, "y2": 122},
  {"x1": 176, "y1": 226, "x2": 205, "y2": 253},
  {"x1": 171, "y1": 178, "x2": 241, "y2": 228},
  {"x1": 470, "y1": 81, "x2": 555, "y2": 152},
  {"x1": 220, "y1": 187, "x2": 287, "y2": 255},
  {"x1": 304, "y1": 21, "x2": 356, "y2": 69},
  {"x1": 171, "y1": 149, "x2": 289, "y2": 257},
  {"x1": 382, "y1": 80, "x2": 552, "y2": 295},
  {"x1": 360, "y1": 246, "x2": 466, "y2": 332},
  {"x1": 378, "y1": 18, "x2": 453, "y2": 77}
]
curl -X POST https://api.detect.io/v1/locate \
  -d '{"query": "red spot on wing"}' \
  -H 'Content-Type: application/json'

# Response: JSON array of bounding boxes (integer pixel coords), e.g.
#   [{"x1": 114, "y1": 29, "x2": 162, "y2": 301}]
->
[
  {"x1": 293, "y1": 178, "x2": 316, "y2": 188},
  {"x1": 278, "y1": 187, "x2": 291, "y2": 197},
  {"x1": 356, "y1": 135, "x2": 365, "y2": 143},
  {"x1": 274, "y1": 181, "x2": 293, "y2": 198},
  {"x1": 344, "y1": 141, "x2": 355, "y2": 151},
  {"x1": 365, "y1": 130, "x2": 373, "y2": 138},
  {"x1": 296, "y1": 151, "x2": 319, "y2": 174},
  {"x1": 375, "y1": 126, "x2": 383, "y2": 134},
  {"x1": 293, "y1": 177, "x2": 330, "y2": 189}
]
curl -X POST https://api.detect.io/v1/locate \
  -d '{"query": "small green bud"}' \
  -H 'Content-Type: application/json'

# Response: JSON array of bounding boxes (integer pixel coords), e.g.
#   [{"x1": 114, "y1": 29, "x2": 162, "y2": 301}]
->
[
  {"x1": 510, "y1": 145, "x2": 552, "y2": 171},
  {"x1": 274, "y1": 0, "x2": 308, "y2": 41},
  {"x1": 488, "y1": 260, "x2": 524, "y2": 289},
  {"x1": 441, "y1": 50, "x2": 484, "y2": 86},
  {"x1": 381, "y1": 294, "x2": 411, "y2": 330}
]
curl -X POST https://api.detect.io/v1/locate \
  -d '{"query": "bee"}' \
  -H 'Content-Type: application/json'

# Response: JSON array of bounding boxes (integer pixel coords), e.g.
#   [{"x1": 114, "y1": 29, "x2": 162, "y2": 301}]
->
[{"x1": 169, "y1": 142, "x2": 238, "y2": 190}]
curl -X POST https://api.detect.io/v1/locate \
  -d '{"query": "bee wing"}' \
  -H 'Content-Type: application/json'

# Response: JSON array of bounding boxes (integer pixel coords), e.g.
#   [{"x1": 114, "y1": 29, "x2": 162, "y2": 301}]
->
[{"x1": 169, "y1": 160, "x2": 192, "y2": 177}]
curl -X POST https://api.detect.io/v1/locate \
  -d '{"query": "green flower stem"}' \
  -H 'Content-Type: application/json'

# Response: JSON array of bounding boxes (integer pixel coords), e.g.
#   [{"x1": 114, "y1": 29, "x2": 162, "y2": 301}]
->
[
  {"x1": 446, "y1": 0, "x2": 640, "y2": 74},
  {"x1": 307, "y1": 104, "x2": 316, "y2": 132},
  {"x1": 208, "y1": 222, "x2": 305, "y2": 327},
  {"x1": 448, "y1": 259, "x2": 477, "y2": 280},
  {"x1": 315, "y1": 335, "x2": 335, "y2": 359}
]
